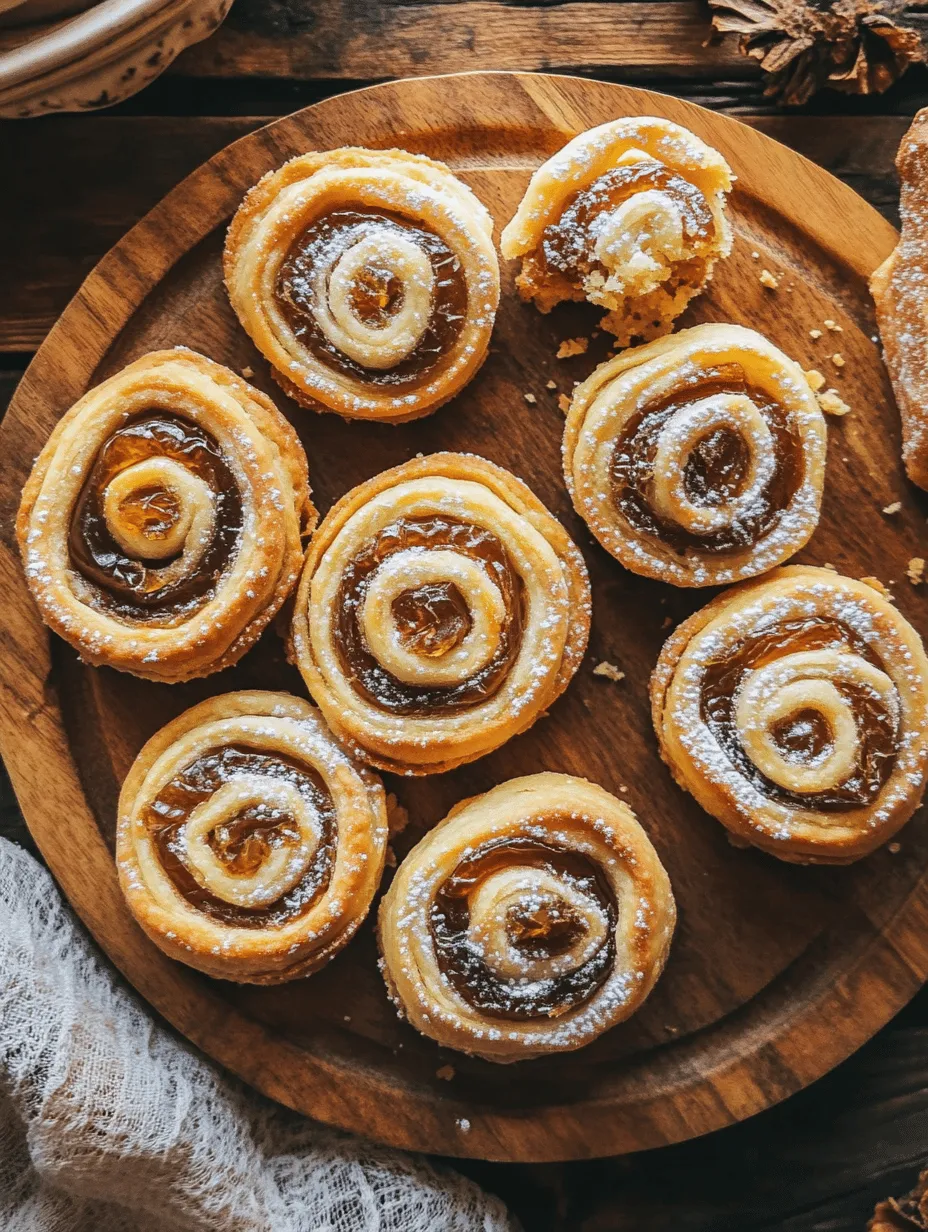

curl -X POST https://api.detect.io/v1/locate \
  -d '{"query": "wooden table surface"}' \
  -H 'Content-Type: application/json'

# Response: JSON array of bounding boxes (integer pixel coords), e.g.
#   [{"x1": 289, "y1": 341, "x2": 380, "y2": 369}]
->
[{"x1": 4, "y1": 3, "x2": 928, "y2": 1227}]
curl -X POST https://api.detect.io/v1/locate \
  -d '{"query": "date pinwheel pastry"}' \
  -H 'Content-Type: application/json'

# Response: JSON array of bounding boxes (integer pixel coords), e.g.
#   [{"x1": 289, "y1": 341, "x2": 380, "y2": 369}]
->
[
  {"x1": 117, "y1": 691, "x2": 389, "y2": 983},
  {"x1": 224, "y1": 147, "x2": 500, "y2": 423},
  {"x1": 563, "y1": 323, "x2": 827, "y2": 587},
  {"x1": 16, "y1": 349, "x2": 314, "y2": 683},
  {"x1": 871, "y1": 109, "x2": 928, "y2": 491},
  {"x1": 500, "y1": 116, "x2": 733, "y2": 345},
  {"x1": 378, "y1": 773, "x2": 675, "y2": 1062},
  {"x1": 651, "y1": 567, "x2": 928, "y2": 864},
  {"x1": 288, "y1": 453, "x2": 591, "y2": 775}
]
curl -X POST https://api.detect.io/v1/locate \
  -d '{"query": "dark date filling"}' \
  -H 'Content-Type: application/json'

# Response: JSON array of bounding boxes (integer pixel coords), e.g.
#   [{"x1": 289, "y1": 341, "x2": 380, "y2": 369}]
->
[
  {"x1": 430, "y1": 835, "x2": 617, "y2": 1020},
  {"x1": 334, "y1": 515, "x2": 525, "y2": 716},
  {"x1": 610, "y1": 365, "x2": 802, "y2": 555},
  {"x1": 701, "y1": 618, "x2": 899, "y2": 810},
  {"x1": 540, "y1": 160, "x2": 714, "y2": 281},
  {"x1": 145, "y1": 744, "x2": 336, "y2": 927},
  {"x1": 69, "y1": 412, "x2": 242, "y2": 622},
  {"x1": 275, "y1": 206, "x2": 468, "y2": 387}
]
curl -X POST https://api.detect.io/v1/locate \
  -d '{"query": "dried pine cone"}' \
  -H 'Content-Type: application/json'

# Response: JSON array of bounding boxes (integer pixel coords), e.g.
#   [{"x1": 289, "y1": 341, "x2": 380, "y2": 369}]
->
[
  {"x1": 870, "y1": 1168, "x2": 928, "y2": 1230},
  {"x1": 709, "y1": 0, "x2": 925, "y2": 106}
]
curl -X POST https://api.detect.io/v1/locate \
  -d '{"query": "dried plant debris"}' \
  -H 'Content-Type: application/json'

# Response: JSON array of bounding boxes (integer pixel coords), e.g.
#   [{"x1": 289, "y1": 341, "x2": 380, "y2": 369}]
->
[
  {"x1": 870, "y1": 1168, "x2": 928, "y2": 1230},
  {"x1": 709, "y1": 0, "x2": 925, "y2": 106}
]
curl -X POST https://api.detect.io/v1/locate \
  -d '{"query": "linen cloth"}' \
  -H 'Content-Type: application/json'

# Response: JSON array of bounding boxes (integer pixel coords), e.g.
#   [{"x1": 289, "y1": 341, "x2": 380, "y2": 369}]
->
[{"x1": 0, "y1": 837, "x2": 516, "y2": 1232}]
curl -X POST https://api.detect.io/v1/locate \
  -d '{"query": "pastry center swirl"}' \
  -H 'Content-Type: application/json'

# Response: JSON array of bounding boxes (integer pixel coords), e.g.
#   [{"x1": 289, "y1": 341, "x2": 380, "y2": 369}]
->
[
  {"x1": 540, "y1": 158, "x2": 714, "y2": 295},
  {"x1": 335, "y1": 515, "x2": 525, "y2": 713},
  {"x1": 611, "y1": 364, "x2": 802, "y2": 554},
  {"x1": 702, "y1": 617, "x2": 901, "y2": 808},
  {"x1": 68, "y1": 412, "x2": 243, "y2": 622},
  {"x1": 275, "y1": 206, "x2": 469, "y2": 387},
  {"x1": 145, "y1": 744, "x2": 337, "y2": 927},
  {"x1": 430, "y1": 835, "x2": 617, "y2": 1020}
]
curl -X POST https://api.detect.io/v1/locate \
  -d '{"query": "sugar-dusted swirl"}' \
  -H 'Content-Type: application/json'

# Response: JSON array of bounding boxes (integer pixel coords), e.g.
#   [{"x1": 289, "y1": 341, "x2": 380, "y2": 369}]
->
[
  {"x1": 563, "y1": 323, "x2": 827, "y2": 587},
  {"x1": 288, "y1": 453, "x2": 591, "y2": 775},
  {"x1": 16, "y1": 349, "x2": 314, "y2": 683},
  {"x1": 224, "y1": 147, "x2": 500, "y2": 423},
  {"x1": 378, "y1": 773, "x2": 676, "y2": 1062},
  {"x1": 500, "y1": 116, "x2": 732, "y2": 345},
  {"x1": 651, "y1": 567, "x2": 928, "y2": 864},
  {"x1": 117, "y1": 691, "x2": 389, "y2": 983}
]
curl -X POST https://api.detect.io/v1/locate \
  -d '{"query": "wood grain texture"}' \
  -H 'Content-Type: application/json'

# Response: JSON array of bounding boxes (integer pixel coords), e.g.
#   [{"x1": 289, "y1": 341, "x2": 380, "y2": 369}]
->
[
  {"x1": 0, "y1": 72, "x2": 924, "y2": 1164},
  {"x1": 0, "y1": 114, "x2": 907, "y2": 353},
  {"x1": 173, "y1": 0, "x2": 748, "y2": 81}
]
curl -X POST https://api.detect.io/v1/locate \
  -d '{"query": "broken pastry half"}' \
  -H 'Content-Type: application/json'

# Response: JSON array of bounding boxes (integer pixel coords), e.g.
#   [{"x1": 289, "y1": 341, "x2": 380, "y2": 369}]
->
[
  {"x1": 871, "y1": 108, "x2": 928, "y2": 490},
  {"x1": 500, "y1": 116, "x2": 733, "y2": 346}
]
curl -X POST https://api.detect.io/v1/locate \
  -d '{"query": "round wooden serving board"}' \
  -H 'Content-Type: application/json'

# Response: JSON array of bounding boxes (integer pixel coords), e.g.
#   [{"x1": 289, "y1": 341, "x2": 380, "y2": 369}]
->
[{"x1": 1, "y1": 71, "x2": 925, "y2": 1163}]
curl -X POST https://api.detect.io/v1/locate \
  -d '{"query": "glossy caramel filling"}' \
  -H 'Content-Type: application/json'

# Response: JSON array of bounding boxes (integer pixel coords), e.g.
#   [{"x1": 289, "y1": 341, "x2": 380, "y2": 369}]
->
[
  {"x1": 69, "y1": 413, "x2": 242, "y2": 621},
  {"x1": 539, "y1": 160, "x2": 714, "y2": 280},
  {"x1": 275, "y1": 207, "x2": 468, "y2": 386},
  {"x1": 334, "y1": 515, "x2": 524, "y2": 715},
  {"x1": 391, "y1": 581, "x2": 473, "y2": 658},
  {"x1": 611, "y1": 365, "x2": 802, "y2": 554},
  {"x1": 701, "y1": 618, "x2": 899, "y2": 809},
  {"x1": 431, "y1": 836, "x2": 617, "y2": 1020},
  {"x1": 145, "y1": 744, "x2": 336, "y2": 927}
]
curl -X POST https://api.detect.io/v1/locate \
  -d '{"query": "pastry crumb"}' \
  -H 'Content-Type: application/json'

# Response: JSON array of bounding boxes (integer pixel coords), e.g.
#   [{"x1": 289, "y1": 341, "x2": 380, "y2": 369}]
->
[
  {"x1": 821, "y1": 562, "x2": 837, "y2": 571},
  {"x1": 804, "y1": 368, "x2": 826, "y2": 392},
  {"x1": 593, "y1": 661, "x2": 625, "y2": 683},
  {"x1": 619, "y1": 785, "x2": 629, "y2": 794},
  {"x1": 557, "y1": 336, "x2": 588, "y2": 359},
  {"x1": 888, "y1": 842, "x2": 902, "y2": 854},
  {"x1": 523, "y1": 392, "x2": 537, "y2": 404},
  {"x1": 831, "y1": 352, "x2": 845, "y2": 368},
  {"x1": 907, "y1": 557, "x2": 926, "y2": 585},
  {"x1": 436, "y1": 1065, "x2": 455, "y2": 1081},
  {"x1": 241, "y1": 366, "x2": 254, "y2": 379},
  {"x1": 384, "y1": 846, "x2": 397, "y2": 868},
  {"x1": 824, "y1": 319, "x2": 842, "y2": 332},
  {"x1": 557, "y1": 393, "x2": 572, "y2": 414},
  {"x1": 809, "y1": 329, "x2": 823, "y2": 339},
  {"x1": 386, "y1": 794, "x2": 410, "y2": 837},
  {"x1": 546, "y1": 379, "x2": 557, "y2": 390},
  {"x1": 818, "y1": 389, "x2": 851, "y2": 417},
  {"x1": 661, "y1": 615, "x2": 673, "y2": 628},
  {"x1": 882, "y1": 501, "x2": 902, "y2": 515},
  {"x1": 759, "y1": 268, "x2": 779, "y2": 289},
  {"x1": 861, "y1": 576, "x2": 894, "y2": 599}
]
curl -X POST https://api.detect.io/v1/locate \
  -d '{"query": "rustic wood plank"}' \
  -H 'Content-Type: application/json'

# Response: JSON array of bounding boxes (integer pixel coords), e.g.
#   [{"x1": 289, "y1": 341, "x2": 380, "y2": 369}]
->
[
  {"x1": 174, "y1": 1, "x2": 749, "y2": 81},
  {"x1": 0, "y1": 114, "x2": 906, "y2": 354}
]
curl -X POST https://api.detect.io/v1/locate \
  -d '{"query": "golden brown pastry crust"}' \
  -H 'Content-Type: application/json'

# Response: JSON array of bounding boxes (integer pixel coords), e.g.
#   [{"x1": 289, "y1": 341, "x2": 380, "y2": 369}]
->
[
  {"x1": 117, "y1": 691, "x2": 388, "y2": 983},
  {"x1": 378, "y1": 772, "x2": 676, "y2": 1062},
  {"x1": 500, "y1": 116, "x2": 732, "y2": 345},
  {"x1": 224, "y1": 147, "x2": 500, "y2": 423},
  {"x1": 288, "y1": 452, "x2": 591, "y2": 775},
  {"x1": 17, "y1": 348, "x2": 314, "y2": 683},
  {"x1": 563, "y1": 323, "x2": 827, "y2": 587},
  {"x1": 651, "y1": 567, "x2": 928, "y2": 864},
  {"x1": 871, "y1": 109, "x2": 928, "y2": 491}
]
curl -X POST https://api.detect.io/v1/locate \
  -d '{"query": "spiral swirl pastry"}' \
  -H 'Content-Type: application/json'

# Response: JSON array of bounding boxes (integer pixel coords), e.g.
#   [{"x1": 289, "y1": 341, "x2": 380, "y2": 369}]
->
[
  {"x1": 117, "y1": 691, "x2": 389, "y2": 983},
  {"x1": 224, "y1": 147, "x2": 500, "y2": 423},
  {"x1": 16, "y1": 349, "x2": 314, "y2": 683},
  {"x1": 563, "y1": 323, "x2": 827, "y2": 587},
  {"x1": 378, "y1": 773, "x2": 675, "y2": 1062},
  {"x1": 500, "y1": 116, "x2": 732, "y2": 345},
  {"x1": 651, "y1": 567, "x2": 928, "y2": 864},
  {"x1": 288, "y1": 453, "x2": 591, "y2": 775}
]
